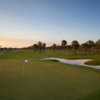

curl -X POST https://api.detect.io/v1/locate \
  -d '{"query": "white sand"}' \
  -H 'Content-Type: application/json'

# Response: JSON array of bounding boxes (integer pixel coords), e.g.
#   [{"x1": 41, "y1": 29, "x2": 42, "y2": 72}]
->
[{"x1": 40, "y1": 57, "x2": 100, "y2": 69}]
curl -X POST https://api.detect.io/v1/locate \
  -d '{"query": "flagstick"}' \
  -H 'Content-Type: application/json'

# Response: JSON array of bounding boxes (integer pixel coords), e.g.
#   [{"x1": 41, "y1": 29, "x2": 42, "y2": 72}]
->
[
  {"x1": 22, "y1": 61, "x2": 25, "y2": 99},
  {"x1": 23, "y1": 60, "x2": 28, "y2": 78},
  {"x1": 23, "y1": 62, "x2": 24, "y2": 78},
  {"x1": 22, "y1": 60, "x2": 28, "y2": 98}
]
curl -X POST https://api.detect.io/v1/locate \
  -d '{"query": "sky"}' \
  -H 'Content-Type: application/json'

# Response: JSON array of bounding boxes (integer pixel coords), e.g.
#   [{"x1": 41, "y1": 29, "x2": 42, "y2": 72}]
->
[{"x1": 0, "y1": 0, "x2": 100, "y2": 48}]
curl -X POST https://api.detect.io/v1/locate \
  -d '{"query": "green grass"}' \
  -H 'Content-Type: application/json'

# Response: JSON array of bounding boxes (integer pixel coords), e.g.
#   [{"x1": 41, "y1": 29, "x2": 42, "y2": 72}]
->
[
  {"x1": 0, "y1": 49, "x2": 100, "y2": 100},
  {"x1": 1, "y1": 49, "x2": 100, "y2": 65},
  {"x1": 79, "y1": 89, "x2": 100, "y2": 100},
  {"x1": 85, "y1": 60, "x2": 100, "y2": 66}
]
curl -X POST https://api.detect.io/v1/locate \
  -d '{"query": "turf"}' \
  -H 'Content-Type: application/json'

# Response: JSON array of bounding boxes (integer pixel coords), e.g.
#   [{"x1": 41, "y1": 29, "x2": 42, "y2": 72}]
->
[
  {"x1": 79, "y1": 89, "x2": 100, "y2": 100},
  {"x1": 0, "y1": 49, "x2": 100, "y2": 100},
  {"x1": 1, "y1": 49, "x2": 100, "y2": 65}
]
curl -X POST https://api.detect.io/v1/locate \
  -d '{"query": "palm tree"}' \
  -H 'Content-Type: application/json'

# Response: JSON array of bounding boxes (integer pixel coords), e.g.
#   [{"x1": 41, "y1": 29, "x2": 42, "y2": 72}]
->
[
  {"x1": 72, "y1": 40, "x2": 79, "y2": 54},
  {"x1": 38, "y1": 41, "x2": 42, "y2": 53},
  {"x1": 52, "y1": 44, "x2": 56, "y2": 52},
  {"x1": 81, "y1": 43, "x2": 88, "y2": 55},
  {"x1": 61, "y1": 40, "x2": 67, "y2": 49},
  {"x1": 86, "y1": 40, "x2": 95, "y2": 54},
  {"x1": 95, "y1": 39, "x2": 100, "y2": 54},
  {"x1": 42, "y1": 43, "x2": 46, "y2": 52},
  {"x1": 33, "y1": 44, "x2": 38, "y2": 52},
  {"x1": 86, "y1": 40, "x2": 94, "y2": 49}
]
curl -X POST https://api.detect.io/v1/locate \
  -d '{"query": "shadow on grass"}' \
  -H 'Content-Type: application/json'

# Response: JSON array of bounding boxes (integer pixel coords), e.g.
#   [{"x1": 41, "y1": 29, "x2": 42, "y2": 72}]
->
[
  {"x1": 85, "y1": 60, "x2": 100, "y2": 66},
  {"x1": 78, "y1": 89, "x2": 100, "y2": 100},
  {"x1": 48, "y1": 59, "x2": 59, "y2": 62},
  {"x1": 40, "y1": 59, "x2": 59, "y2": 63},
  {"x1": 0, "y1": 96, "x2": 15, "y2": 100}
]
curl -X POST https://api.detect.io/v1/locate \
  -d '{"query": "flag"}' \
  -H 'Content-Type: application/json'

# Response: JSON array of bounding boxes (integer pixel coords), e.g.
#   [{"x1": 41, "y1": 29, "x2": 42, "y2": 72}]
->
[{"x1": 24, "y1": 60, "x2": 28, "y2": 63}]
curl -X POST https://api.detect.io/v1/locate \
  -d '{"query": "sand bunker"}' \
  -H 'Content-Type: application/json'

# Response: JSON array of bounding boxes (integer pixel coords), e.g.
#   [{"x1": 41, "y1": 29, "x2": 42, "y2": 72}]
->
[{"x1": 40, "y1": 57, "x2": 100, "y2": 69}]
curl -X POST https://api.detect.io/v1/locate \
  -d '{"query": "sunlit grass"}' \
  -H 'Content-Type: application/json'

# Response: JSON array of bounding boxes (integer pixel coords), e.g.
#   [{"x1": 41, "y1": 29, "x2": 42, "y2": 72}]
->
[{"x1": 0, "y1": 49, "x2": 100, "y2": 65}]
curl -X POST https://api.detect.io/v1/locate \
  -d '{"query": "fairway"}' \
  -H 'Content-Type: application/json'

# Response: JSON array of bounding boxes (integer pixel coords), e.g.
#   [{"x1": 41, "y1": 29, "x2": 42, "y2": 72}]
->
[{"x1": 0, "y1": 50, "x2": 100, "y2": 100}]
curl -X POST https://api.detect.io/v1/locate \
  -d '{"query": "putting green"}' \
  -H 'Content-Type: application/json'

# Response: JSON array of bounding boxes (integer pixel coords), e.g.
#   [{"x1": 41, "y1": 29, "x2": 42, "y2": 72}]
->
[{"x1": 0, "y1": 59, "x2": 100, "y2": 100}]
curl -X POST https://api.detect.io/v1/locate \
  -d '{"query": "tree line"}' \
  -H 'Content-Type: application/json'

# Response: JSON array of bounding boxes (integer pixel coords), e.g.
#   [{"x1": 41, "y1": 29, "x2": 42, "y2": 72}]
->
[
  {"x1": 30, "y1": 39, "x2": 100, "y2": 55},
  {"x1": 32, "y1": 42, "x2": 46, "y2": 53}
]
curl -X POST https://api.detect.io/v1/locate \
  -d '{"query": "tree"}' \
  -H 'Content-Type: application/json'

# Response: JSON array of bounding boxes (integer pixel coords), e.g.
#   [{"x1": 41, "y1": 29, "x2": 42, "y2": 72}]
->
[
  {"x1": 95, "y1": 39, "x2": 100, "y2": 54},
  {"x1": 86, "y1": 40, "x2": 95, "y2": 49},
  {"x1": 81, "y1": 43, "x2": 89, "y2": 55},
  {"x1": 52, "y1": 44, "x2": 56, "y2": 52},
  {"x1": 61, "y1": 40, "x2": 67, "y2": 49},
  {"x1": 42, "y1": 43, "x2": 46, "y2": 52},
  {"x1": 33, "y1": 44, "x2": 38, "y2": 52},
  {"x1": 86, "y1": 40, "x2": 95, "y2": 54},
  {"x1": 72, "y1": 40, "x2": 79, "y2": 54},
  {"x1": 38, "y1": 41, "x2": 42, "y2": 53}
]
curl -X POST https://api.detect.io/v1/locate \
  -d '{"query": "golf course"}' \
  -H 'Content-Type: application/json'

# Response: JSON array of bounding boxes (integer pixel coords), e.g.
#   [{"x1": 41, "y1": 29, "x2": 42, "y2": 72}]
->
[
  {"x1": 1, "y1": 0, "x2": 100, "y2": 99},
  {"x1": 0, "y1": 49, "x2": 100, "y2": 100}
]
